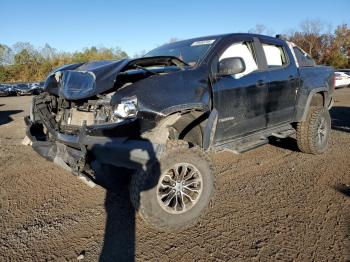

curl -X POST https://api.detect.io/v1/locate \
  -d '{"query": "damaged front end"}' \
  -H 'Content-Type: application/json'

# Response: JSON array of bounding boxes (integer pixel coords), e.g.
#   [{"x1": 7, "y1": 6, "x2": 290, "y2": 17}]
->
[
  {"x1": 25, "y1": 92, "x2": 162, "y2": 185},
  {"x1": 25, "y1": 55, "x2": 210, "y2": 183}
]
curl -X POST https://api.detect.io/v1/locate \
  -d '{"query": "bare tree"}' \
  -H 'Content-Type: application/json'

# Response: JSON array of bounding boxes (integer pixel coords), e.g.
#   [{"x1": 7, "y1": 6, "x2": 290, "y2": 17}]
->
[
  {"x1": 300, "y1": 19, "x2": 324, "y2": 56},
  {"x1": 168, "y1": 37, "x2": 180, "y2": 44},
  {"x1": 133, "y1": 49, "x2": 147, "y2": 58},
  {"x1": 0, "y1": 44, "x2": 12, "y2": 65},
  {"x1": 248, "y1": 24, "x2": 265, "y2": 34}
]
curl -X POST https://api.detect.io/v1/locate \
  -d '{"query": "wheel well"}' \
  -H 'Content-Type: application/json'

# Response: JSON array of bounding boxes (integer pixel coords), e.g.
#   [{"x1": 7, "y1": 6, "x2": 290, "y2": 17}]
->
[
  {"x1": 168, "y1": 111, "x2": 208, "y2": 147},
  {"x1": 310, "y1": 92, "x2": 325, "y2": 107},
  {"x1": 298, "y1": 91, "x2": 328, "y2": 122}
]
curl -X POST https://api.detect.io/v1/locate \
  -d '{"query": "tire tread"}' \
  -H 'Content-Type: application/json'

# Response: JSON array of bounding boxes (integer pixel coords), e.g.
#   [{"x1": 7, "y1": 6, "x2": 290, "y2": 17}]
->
[{"x1": 129, "y1": 140, "x2": 215, "y2": 231}]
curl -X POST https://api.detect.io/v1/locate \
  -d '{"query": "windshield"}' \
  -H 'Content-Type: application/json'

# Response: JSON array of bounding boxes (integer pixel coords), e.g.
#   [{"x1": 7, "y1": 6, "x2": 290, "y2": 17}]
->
[{"x1": 145, "y1": 38, "x2": 217, "y2": 67}]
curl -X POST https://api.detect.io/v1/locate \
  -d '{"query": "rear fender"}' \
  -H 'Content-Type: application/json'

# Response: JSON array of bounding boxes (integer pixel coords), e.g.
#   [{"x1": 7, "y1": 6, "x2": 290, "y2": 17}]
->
[{"x1": 296, "y1": 87, "x2": 331, "y2": 122}]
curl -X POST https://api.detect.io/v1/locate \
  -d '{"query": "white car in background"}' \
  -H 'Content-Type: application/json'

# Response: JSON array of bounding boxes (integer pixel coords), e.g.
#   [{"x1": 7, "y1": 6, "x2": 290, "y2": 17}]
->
[{"x1": 335, "y1": 71, "x2": 350, "y2": 88}]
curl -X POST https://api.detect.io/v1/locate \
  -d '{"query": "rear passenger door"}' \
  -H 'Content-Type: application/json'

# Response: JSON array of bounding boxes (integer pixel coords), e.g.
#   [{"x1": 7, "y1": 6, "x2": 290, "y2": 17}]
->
[{"x1": 259, "y1": 38, "x2": 299, "y2": 126}]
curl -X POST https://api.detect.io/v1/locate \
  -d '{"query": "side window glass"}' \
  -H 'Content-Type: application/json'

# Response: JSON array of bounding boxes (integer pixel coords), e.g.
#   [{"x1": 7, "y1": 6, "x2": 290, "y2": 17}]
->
[
  {"x1": 262, "y1": 43, "x2": 288, "y2": 68},
  {"x1": 219, "y1": 42, "x2": 258, "y2": 78},
  {"x1": 293, "y1": 46, "x2": 316, "y2": 67}
]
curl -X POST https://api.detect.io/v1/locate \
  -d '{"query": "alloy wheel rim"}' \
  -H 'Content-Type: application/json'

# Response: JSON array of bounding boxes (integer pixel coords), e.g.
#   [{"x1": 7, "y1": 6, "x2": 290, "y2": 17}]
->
[
  {"x1": 317, "y1": 117, "x2": 327, "y2": 145},
  {"x1": 156, "y1": 163, "x2": 203, "y2": 214}
]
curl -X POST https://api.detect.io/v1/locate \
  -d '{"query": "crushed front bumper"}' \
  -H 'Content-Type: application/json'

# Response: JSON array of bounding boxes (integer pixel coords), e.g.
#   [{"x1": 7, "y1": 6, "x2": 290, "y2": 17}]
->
[{"x1": 24, "y1": 116, "x2": 163, "y2": 177}]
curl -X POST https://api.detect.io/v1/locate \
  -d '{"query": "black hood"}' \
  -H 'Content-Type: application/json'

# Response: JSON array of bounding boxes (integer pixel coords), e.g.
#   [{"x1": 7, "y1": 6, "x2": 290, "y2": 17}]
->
[
  {"x1": 43, "y1": 56, "x2": 188, "y2": 100},
  {"x1": 44, "y1": 59, "x2": 130, "y2": 100}
]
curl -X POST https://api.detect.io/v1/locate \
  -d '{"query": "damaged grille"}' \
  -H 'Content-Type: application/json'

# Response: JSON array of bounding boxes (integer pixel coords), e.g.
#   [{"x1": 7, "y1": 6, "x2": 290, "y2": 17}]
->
[{"x1": 32, "y1": 92, "x2": 115, "y2": 136}]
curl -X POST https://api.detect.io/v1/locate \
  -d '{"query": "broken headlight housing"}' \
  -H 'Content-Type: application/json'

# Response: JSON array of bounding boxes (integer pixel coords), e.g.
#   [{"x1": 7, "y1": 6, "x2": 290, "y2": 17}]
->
[{"x1": 111, "y1": 97, "x2": 138, "y2": 121}]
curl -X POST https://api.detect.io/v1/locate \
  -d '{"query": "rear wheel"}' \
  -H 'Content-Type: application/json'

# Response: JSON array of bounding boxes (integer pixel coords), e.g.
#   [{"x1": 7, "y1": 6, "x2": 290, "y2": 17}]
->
[
  {"x1": 296, "y1": 107, "x2": 331, "y2": 154},
  {"x1": 129, "y1": 140, "x2": 215, "y2": 231}
]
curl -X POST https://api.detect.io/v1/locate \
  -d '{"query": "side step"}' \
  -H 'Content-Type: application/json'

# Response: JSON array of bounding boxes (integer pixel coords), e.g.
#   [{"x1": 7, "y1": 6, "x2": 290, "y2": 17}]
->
[
  {"x1": 214, "y1": 124, "x2": 295, "y2": 154},
  {"x1": 222, "y1": 138, "x2": 269, "y2": 154},
  {"x1": 271, "y1": 128, "x2": 295, "y2": 138}
]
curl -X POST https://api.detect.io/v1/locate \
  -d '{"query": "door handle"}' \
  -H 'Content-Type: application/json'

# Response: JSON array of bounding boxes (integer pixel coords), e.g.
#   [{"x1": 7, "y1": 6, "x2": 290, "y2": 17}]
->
[{"x1": 256, "y1": 80, "x2": 266, "y2": 87}]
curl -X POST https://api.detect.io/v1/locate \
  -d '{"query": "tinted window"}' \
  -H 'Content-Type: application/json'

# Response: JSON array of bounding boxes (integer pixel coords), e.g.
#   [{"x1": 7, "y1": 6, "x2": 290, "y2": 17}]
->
[
  {"x1": 262, "y1": 44, "x2": 288, "y2": 68},
  {"x1": 293, "y1": 47, "x2": 315, "y2": 67},
  {"x1": 145, "y1": 38, "x2": 216, "y2": 67}
]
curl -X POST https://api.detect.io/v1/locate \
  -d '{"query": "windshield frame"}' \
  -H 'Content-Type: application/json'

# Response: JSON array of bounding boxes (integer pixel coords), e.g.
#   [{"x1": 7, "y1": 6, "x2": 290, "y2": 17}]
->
[{"x1": 144, "y1": 36, "x2": 222, "y2": 67}]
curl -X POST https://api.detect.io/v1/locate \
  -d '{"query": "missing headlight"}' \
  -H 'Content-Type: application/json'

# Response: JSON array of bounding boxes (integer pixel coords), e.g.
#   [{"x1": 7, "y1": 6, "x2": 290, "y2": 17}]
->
[{"x1": 111, "y1": 97, "x2": 138, "y2": 121}]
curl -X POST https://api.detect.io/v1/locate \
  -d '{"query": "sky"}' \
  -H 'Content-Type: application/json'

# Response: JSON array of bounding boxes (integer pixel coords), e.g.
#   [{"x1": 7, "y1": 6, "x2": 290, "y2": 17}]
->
[{"x1": 1, "y1": 0, "x2": 350, "y2": 56}]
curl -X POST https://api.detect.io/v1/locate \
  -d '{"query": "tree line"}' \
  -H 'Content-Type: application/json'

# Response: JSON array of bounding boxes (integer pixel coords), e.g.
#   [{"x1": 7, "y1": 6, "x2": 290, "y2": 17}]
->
[
  {"x1": 1, "y1": 20, "x2": 349, "y2": 83},
  {"x1": 250, "y1": 20, "x2": 350, "y2": 68},
  {"x1": 0, "y1": 44, "x2": 128, "y2": 83},
  {"x1": 289, "y1": 22, "x2": 350, "y2": 68}
]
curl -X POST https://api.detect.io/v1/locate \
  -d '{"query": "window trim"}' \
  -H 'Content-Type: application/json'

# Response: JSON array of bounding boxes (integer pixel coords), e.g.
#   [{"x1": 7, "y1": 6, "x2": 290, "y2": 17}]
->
[
  {"x1": 258, "y1": 39, "x2": 291, "y2": 72},
  {"x1": 212, "y1": 39, "x2": 261, "y2": 78},
  {"x1": 292, "y1": 46, "x2": 316, "y2": 67},
  {"x1": 218, "y1": 41, "x2": 258, "y2": 64}
]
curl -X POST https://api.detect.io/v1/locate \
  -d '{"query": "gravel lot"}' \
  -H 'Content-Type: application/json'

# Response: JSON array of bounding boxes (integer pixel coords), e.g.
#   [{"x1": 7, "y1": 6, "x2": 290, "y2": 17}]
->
[{"x1": 0, "y1": 89, "x2": 349, "y2": 261}]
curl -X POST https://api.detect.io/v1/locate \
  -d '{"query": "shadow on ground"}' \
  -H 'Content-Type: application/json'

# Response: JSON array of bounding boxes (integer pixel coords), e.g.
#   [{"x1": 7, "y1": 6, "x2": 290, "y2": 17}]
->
[
  {"x1": 89, "y1": 139, "x2": 161, "y2": 262},
  {"x1": 330, "y1": 106, "x2": 350, "y2": 133},
  {"x1": 268, "y1": 136, "x2": 300, "y2": 152},
  {"x1": 93, "y1": 165, "x2": 135, "y2": 261},
  {"x1": 0, "y1": 109, "x2": 23, "y2": 125},
  {"x1": 334, "y1": 184, "x2": 350, "y2": 197}
]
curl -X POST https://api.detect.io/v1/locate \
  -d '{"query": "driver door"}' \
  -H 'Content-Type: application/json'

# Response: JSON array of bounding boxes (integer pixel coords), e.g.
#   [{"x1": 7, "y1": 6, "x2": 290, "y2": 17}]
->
[{"x1": 211, "y1": 39, "x2": 268, "y2": 142}]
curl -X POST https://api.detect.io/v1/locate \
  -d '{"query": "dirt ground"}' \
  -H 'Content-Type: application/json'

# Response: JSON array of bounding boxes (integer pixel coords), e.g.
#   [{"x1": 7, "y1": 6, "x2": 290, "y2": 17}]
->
[{"x1": 0, "y1": 89, "x2": 349, "y2": 262}]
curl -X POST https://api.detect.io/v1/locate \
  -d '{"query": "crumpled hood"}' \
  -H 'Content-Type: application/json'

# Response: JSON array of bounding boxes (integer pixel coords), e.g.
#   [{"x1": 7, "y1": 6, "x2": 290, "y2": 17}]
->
[
  {"x1": 44, "y1": 59, "x2": 130, "y2": 100},
  {"x1": 43, "y1": 56, "x2": 189, "y2": 101}
]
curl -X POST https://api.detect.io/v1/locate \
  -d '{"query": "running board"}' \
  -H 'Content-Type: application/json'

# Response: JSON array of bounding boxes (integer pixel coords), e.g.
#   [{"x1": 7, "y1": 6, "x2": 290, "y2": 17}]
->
[
  {"x1": 271, "y1": 128, "x2": 295, "y2": 138},
  {"x1": 221, "y1": 138, "x2": 268, "y2": 154},
  {"x1": 213, "y1": 124, "x2": 295, "y2": 154}
]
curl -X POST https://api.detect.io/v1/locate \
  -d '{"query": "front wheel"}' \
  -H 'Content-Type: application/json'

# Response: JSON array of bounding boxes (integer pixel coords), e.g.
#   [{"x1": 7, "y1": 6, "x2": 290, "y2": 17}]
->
[
  {"x1": 296, "y1": 107, "x2": 331, "y2": 154},
  {"x1": 129, "y1": 140, "x2": 215, "y2": 231}
]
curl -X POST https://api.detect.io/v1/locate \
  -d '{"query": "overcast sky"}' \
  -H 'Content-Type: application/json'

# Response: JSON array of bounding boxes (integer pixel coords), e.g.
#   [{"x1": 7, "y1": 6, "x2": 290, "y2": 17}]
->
[{"x1": 2, "y1": 0, "x2": 350, "y2": 56}]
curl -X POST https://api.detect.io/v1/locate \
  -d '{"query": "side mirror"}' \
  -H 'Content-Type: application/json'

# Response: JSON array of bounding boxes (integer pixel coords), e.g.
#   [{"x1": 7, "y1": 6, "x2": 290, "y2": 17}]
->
[{"x1": 217, "y1": 57, "x2": 246, "y2": 77}]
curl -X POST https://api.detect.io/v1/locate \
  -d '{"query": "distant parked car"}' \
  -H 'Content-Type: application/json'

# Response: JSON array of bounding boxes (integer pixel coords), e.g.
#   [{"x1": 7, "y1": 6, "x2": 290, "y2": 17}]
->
[
  {"x1": 31, "y1": 82, "x2": 44, "y2": 95},
  {"x1": 335, "y1": 72, "x2": 350, "y2": 88},
  {"x1": 0, "y1": 86, "x2": 10, "y2": 97},
  {"x1": 0, "y1": 83, "x2": 44, "y2": 96},
  {"x1": 10, "y1": 83, "x2": 44, "y2": 96},
  {"x1": 14, "y1": 83, "x2": 33, "y2": 96},
  {"x1": 0, "y1": 86, "x2": 17, "y2": 97},
  {"x1": 338, "y1": 69, "x2": 350, "y2": 77}
]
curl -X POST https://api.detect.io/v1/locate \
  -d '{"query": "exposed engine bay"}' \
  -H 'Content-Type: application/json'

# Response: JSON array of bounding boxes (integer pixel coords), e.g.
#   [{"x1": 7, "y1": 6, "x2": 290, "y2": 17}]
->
[{"x1": 55, "y1": 94, "x2": 115, "y2": 128}]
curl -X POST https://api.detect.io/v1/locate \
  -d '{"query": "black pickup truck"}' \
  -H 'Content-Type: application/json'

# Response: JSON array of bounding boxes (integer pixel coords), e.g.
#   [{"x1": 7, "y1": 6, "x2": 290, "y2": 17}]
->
[{"x1": 25, "y1": 33, "x2": 334, "y2": 230}]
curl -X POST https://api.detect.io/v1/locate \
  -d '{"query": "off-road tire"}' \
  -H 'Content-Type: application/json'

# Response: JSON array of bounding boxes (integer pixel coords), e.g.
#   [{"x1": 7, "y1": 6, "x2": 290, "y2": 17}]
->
[
  {"x1": 296, "y1": 106, "x2": 331, "y2": 154},
  {"x1": 129, "y1": 140, "x2": 215, "y2": 231}
]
